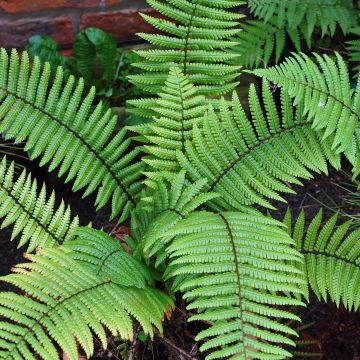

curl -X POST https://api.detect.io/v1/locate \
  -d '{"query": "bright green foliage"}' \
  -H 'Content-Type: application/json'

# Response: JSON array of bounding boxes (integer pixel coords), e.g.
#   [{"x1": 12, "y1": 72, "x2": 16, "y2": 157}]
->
[
  {"x1": 0, "y1": 157, "x2": 78, "y2": 252},
  {"x1": 178, "y1": 80, "x2": 340, "y2": 212},
  {"x1": 0, "y1": 48, "x2": 143, "y2": 221},
  {"x1": 252, "y1": 53, "x2": 360, "y2": 156},
  {"x1": 248, "y1": 0, "x2": 357, "y2": 40},
  {"x1": 131, "y1": 170, "x2": 219, "y2": 261},
  {"x1": 166, "y1": 211, "x2": 305, "y2": 360},
  {"x1": 0, "y1": 233, "x2": 173, "y2": 360},
  {"x1": 346, "y1": 27, "x2": 360, "y2": 77},
  {"x1": 128, "y1": 0, "x2": 243, "y2": 100},
  {"x1": 285, "y1": 209, "x2": 360, "y2": 311},
  {"x1": 130, "y1": 67, "x2": 207, "y2": 180}
]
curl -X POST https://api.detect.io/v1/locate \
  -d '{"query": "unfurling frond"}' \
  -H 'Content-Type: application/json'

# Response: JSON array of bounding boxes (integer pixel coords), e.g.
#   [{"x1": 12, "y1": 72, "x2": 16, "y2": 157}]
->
[
  {"x1": 130, "y1": 67, "x2": 207, "y2": 180},
  {"x1": 285, "y1": 209, "x2": 360, "y2": 310},
  {"x1": 131, "y1": 170, "x2": 219, "y2": 261},
  {"x1": 252, "y1": 52, "x2": 360, "y2": 155},
  {"x1": 178, "y1": 80, "x2": 340, "y2": 212},
  {"x1": 0, "y1": 232, "x2": 173, "y2": 360},
  {"x1": 166, "y1": 211, "x2": 305, "y2": 360},
  {"x1": 0, "y1": 49, "x2": 143, "y2": 221},
  {"x1": 0, "y1": 157, "x2": 78, "y2": 252},
  {"x1": 129, "y1": 0, "x2": 243, "y2": 97}
]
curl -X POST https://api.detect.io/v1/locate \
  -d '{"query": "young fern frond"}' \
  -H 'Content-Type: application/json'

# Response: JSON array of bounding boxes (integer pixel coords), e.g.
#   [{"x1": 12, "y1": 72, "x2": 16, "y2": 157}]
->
[
  {"x1": 131, "y1": 170, "x2": 219, "y2": 262},
  {"x1": 0, "y1": 233, "x2": 173, "y2": 360},
  {"x1": 165, "y1": 211, "x2": 305, "y2": 360},
  {"x1": 247, "y1": 0, "x2": 357, "y2": 39},
  {"x1": 252, "y1": 52, "x2": 360, "y2": 155},
  {"x1": 129, "y1": 0, "x2": 243, "y2": 97},
  {"x1": 285, "y1": 209, "x2": 360, "y2": 311},
  {"x1": 0, "y1": 157, "x2": 78, "y2": 252},
  {"x1": 0, "y1": 49, "x2": 143, "y2": 221},
  {"x1": 130, "y1": 67, "x2": 207, "y2": 180},
  {"x1": 177, "y1": 80, "x2": 340, "y2": 212}
]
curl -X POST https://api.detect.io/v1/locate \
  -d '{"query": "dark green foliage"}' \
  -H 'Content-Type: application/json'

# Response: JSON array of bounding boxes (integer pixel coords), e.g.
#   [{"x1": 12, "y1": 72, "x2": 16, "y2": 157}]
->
[{"x1": 26, "y1": 29, "x2": 142, "y2": 106}]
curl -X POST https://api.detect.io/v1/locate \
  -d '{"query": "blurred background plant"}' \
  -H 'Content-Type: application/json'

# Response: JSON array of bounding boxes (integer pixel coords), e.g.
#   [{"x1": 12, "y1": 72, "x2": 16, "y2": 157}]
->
[{"x1": 26, "y1": 27, "x2": 143, "y2": 109}]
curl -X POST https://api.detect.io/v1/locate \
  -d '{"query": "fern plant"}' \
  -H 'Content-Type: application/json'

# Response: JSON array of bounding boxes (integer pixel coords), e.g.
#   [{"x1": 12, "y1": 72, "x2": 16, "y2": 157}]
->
[
  {"x1": 252, "y1": 53, "x2": 360, "y2": 157},
  {"x1": 0, "y1": 1, "x2": 359, "y2": 358}
]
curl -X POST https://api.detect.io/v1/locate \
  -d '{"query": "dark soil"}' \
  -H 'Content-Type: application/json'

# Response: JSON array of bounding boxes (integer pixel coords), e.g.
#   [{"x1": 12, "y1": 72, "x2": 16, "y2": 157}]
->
[{"x1": 1, "y1": 153, "x2": 360, "y2": 359}]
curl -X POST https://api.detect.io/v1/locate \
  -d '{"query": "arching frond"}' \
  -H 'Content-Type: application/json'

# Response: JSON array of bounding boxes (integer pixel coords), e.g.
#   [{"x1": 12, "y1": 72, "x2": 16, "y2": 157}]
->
[
  {"x1": 0, "y1": 49, "x2": 143, "y2": 221},
  {"x1": 248, "y1": 0, "x2": 357, "y2": 39},
  {"x1": 130, "y1": 67, "x2": 207, "y2": 181},
  {"x1": 252, "y1": 52, "x2": 360, "y2": 154},
  {"x1": 285, "y1": 209, "x2": 360, "y2": 310},
  {"x1": 166, "y1": 211, "x2": 305, "y2": 360},
  {"x1": 177, "y1": 80, "x2": 340, "y2": 212},
  {"x1": 0, "y1": 157, "x2": 78, "y2": 252},
  {"x1": 0, "y1": 232, "x2": 173, "y2": 360},
  {"x1": 129, "y1": 0, "x2": 243, "y2": 97}
]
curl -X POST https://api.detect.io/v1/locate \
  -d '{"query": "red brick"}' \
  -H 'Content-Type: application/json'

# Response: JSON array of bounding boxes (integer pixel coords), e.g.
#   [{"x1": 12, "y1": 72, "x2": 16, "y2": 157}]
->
[
  {"x1": 0, "y1": 16, "x2": 74, "y2": 50},
  {"x1": 80, "y1": 8, "x2": 156, "y2": 43},
  {"x1": 0, "y1": 0, "x2": 121, "y2": 13}
]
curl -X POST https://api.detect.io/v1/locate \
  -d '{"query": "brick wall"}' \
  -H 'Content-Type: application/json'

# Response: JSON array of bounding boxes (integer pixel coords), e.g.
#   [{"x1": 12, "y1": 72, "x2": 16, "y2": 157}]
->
[{"x1": 0, "y1": 0, "x2": 151, "y2": 50}]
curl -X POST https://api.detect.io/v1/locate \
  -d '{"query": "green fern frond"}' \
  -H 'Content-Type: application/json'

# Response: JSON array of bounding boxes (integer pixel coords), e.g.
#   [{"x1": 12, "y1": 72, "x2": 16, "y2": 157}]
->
[
  {"x1": 0, "y1": 235, "x2": 173, "y2": 359},
  {"x1": 0, "y1": 157, "x2": 78, "y2": 252},
  {"x1": 177, "y1": 80, "x2": 340, "y2": 212},
  {"x1": 130, "y1": 67, "x2": 207, "y2": 180},
  {"x1": 248, "y1": 0, "x2": 357, "y2": 39},
  {"x1": 252, "y1": 52, "x2": 360, "y2": 155},
  {"x1": 232, "y1": 18, "x2": 304, "y2": 69},
  {"x1": 286, "y1": 209, "x2": 360, "y2": 311},
  {"x1": 131, "y1": 170, "x2": 219, "y2": 261},
  {"x1": 127, "y1": 0, "x2": 243, "y2": 120},
  {"x1": 346, "y1": 27, "x2": 360, "y2": 77},
  {"x1": 166, "y1": 211, "x2": 305, "y2": 360},
  {"x1": 0, "y1": 49, "x2": 143, "y2": 221}
]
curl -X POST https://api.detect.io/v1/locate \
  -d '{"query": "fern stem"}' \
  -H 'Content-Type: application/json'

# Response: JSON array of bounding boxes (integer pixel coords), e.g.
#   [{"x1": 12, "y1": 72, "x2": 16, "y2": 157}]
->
[
  {"x1": 209, "y1": 120, "x2": 310, "y2": 191},
  {"x1": 219, "y1": 213, "x2": 248, "y2": 358},
  {"x1": 183, "y1": 0, "x2": 200, "y2": 75},
  {"x1": 303, "y1": 249, "x2": 360, "y2": 270},
  {"x1": 0, "y1": 87, "x2": 137, "y2": 206},
  {"x1": 96, "y1": 249, "x2": 122, "y2": 275}
]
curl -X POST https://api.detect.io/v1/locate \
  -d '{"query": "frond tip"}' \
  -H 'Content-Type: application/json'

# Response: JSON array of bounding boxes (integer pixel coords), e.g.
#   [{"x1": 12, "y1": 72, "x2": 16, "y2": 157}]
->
[
  {"x1": 166, "y1": 211, "x2": 305, "y2": 360},
  {"x1": 0, "y1": 157, "x2": 79, "y2": 252}
]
